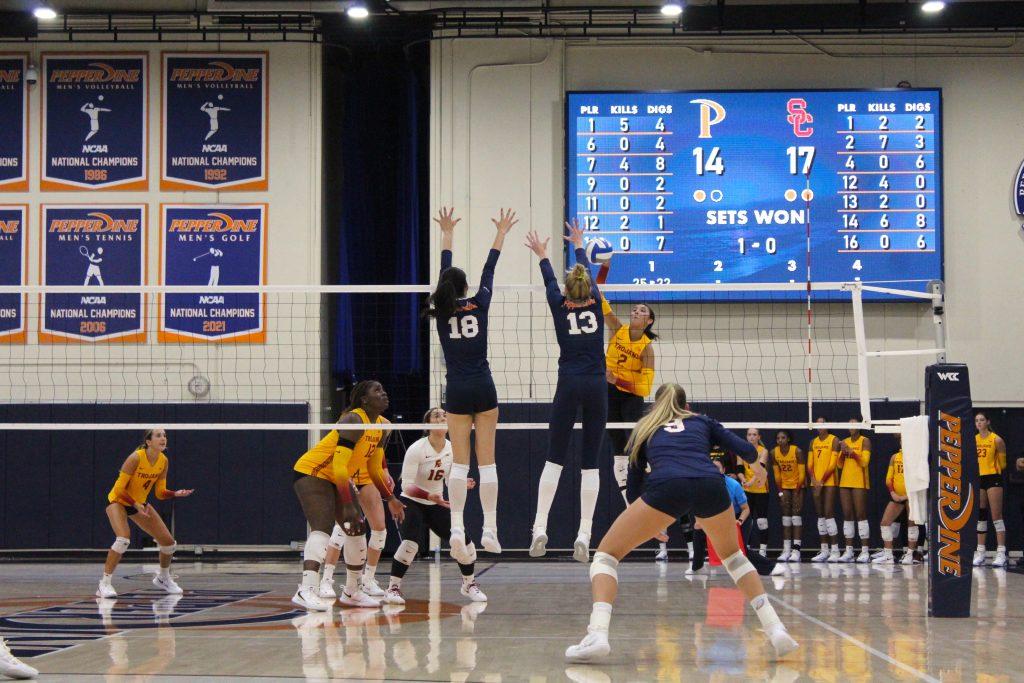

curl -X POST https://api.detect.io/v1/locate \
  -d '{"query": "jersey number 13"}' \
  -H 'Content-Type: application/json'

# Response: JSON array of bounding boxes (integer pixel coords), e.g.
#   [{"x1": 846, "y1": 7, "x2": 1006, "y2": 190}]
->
[{"x1": 567, "y1": 311, "x2": 598, "y2": 335}]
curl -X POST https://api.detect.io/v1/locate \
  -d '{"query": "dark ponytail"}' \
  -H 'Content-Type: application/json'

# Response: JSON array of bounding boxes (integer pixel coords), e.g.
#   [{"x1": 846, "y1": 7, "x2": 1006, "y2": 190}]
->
[
  {"x1": 423, "y1": 267, "x2": 468, "y2": 319},
  {"x1": 136, "y1": 428, "x2": 156, "y2": 451},
  {"x1": 641, "y1": 303, "x2": 658, "y2": 340}
]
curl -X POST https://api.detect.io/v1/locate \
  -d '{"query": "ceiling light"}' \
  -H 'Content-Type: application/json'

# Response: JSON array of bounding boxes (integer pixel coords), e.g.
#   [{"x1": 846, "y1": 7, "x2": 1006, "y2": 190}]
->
[
  {"x1": 661, "y1": 2, "x2": 684, "y2": 17},
  {"x1": 34, "y1": 5, "x2": 57, "y2": 20},
  {"x1": 921, "y1": 1, "x2": 946, "y2": 13},
  {"x1": 347, "y1": 3, "x2": 369, "y2": 19}
]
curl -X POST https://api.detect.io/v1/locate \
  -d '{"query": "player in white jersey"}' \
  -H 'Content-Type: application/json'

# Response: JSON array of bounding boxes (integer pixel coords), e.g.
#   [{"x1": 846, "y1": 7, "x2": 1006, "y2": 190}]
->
[{"x1": 382, "y1": 407, "x2": 488, "y2": 605}]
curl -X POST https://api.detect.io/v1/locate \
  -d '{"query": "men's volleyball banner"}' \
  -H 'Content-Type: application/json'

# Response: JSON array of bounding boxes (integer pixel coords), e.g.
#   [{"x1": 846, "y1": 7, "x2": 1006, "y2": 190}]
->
[
  {"x1": 40, "y1": 205, "x2": 146, "y2": 343},
  {"x1": 159, "y1": 204, "x2": 267, "y2": 343},
  {"x1": 161, "y1": 53, "x2": 268, "y2": 191},
  {"x1": 0, "y1": 55, "x2": 29, "y2": 191},
  {"x1": 42, "y1": 54, "x2": 148, "y2": 191},
  {"x1": 0, "y1": 205, "x2": 27, "y2": 342}
]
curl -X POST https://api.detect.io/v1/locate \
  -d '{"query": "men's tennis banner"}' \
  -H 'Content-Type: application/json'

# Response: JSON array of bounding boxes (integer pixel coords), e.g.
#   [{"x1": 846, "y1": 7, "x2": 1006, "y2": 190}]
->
[
  {"x1": 0, "y1": 55, "x2": 29, "y2": 191},
  {"x1": 161, "y1": 53, "x2": 268, "y2": 191},
  {"x1": 0, "y1": 205, "x2": 27, "y2": 343},
  {"x1": 40, "y1": 205, "x2": 146, "y2": 343},
  {"x1": 42, "y1": 54, "x2": 148, "y2": 191}
]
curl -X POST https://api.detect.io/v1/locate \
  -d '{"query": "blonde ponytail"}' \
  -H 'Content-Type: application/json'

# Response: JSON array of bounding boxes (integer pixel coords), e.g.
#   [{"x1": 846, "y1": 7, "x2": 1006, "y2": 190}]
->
[
  {"x1": 564, "y1": 264, "x2": 593, "y2": 304},
  {"x1": 624, "y1": 383, "x2": 694, "y2": 465}
]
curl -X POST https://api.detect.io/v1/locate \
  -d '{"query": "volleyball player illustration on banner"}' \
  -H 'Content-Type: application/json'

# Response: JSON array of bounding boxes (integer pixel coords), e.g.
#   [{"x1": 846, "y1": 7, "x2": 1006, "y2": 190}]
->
[
  {"x1": 193, "y1": 248, "x2": 224, "y2": 285},
  {"x1": 201, "y1": 96, "x2": 231, "y2": 140},
  {"x1": 80, "y1": 246, "x2": 105, "y2": 286},
  {"x1": 81, "y1": 98, "x2": 111, "y2": 142}
]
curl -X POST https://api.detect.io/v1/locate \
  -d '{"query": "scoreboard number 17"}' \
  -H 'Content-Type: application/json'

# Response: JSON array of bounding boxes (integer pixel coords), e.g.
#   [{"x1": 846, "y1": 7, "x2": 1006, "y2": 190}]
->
[{"x1": 786, "y1": 146, "x2": 816, "y2": 175}]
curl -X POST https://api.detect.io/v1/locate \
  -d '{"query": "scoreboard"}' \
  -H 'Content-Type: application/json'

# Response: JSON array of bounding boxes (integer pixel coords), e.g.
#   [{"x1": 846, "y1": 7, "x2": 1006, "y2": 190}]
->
[{"x1": 565, "y1": 90, "x2": 943, "y2": 301}]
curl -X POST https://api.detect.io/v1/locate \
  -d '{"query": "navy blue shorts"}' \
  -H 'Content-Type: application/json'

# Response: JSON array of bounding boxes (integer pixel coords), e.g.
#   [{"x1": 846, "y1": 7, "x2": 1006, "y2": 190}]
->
[
  {"x1": 641, "y1": 476, "x2": 732, "y2": 520},
  {"x1": 444, "y1": 375, "x2": 498, "y2": 415}
]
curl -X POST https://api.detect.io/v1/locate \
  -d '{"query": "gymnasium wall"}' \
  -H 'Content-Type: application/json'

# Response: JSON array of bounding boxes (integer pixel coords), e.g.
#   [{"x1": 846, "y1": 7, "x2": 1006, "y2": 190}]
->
[
  {"x1": 2, "y1": 42, "x2": 324, "y2": 409},
  {"x1": 429, "y1": 38, "x2": 1024, "y2": 406}
]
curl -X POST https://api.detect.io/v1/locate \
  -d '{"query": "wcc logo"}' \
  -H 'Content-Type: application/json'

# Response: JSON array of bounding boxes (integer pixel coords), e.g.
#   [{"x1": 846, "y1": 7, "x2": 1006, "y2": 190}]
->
[
  {"x1": 937, "y1": 371, "x2": 960, "y2": 381},
  {"x1": 1014, "y1": 159, "x2": 1024, "y2": 230}
]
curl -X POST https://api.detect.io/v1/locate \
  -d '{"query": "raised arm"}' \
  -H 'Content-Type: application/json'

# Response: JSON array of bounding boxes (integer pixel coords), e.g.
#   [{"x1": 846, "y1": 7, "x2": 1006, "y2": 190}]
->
[
  {"x1": 524, "y1": 230, "x2": 561, "y2": 307},
  {"x1": 565, "y1": 219, "x2": 602, "y2": 302},
  {"x1": 433, "y1": 207, "x2": 459, "y2": 275},
  {"x1": 489, "y1": 207, "x2": 519, "y2": 253}
]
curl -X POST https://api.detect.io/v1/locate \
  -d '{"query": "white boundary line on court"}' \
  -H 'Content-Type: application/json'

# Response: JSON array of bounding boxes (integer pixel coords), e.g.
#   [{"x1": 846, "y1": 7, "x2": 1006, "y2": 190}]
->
[{"x1": 768, "y1": 594, "x2": 939, "y2": 683}]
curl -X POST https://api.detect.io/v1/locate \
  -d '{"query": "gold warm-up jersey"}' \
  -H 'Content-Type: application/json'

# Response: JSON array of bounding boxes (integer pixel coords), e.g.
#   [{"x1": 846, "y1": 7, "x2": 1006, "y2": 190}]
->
[
  {"x1": 976, "y1": 431, "x2": 1004, "y2": 476},
  {"x1": 809, "y1": 434, "x2": 840, "y2": 486},
  {"x1": 605, "y1": 325, "x2": 653, "y2": 397},
  {"x1": 839, "y1": 436, "x2": 871, "y2": 489},
  {"x1": 886, "y1": 451, "x2": 906, "y2": 496},
  {"x1": 347, "y1": 408, "x2": 387, "y2": 486},
  {"x1": 742, "y1": 446, "x2": 768, "y2": 494},
  {"x1": 773, "y1": 445, "x2": 803, "y2": 489},
  {"x1": 108, "y1": 449, "x2": 167, "y2": 505}
]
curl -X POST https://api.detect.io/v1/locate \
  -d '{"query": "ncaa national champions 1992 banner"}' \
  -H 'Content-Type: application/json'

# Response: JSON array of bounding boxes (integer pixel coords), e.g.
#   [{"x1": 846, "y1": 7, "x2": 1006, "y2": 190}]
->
[
  {"x1": 40, "y1": 205, "x2": 146, "y2": 343},
  {"x1": 0, "y1": 55, "x2": 29, "y2": 191},
  {"x1": 0, "y1": 205, "x2": 27, "y2": 343},
  {"x1": 159, "y1": 204, "x2": 267, "y2": 343},
  {"x1": 161, "y1": 53, "x2": 268, "y2": 191},
  {"x1": 42, "y1": 54, "x2": 148, "y2": 191}
]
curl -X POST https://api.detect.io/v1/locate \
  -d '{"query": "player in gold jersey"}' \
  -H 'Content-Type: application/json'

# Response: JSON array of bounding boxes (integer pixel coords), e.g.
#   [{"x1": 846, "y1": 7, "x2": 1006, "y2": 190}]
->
[
  {"x1": 771, "y1": 430, "x2": 805, "y2": 562},
  {"x1": 873, "y1": 435, "x2": 922, "y2": 564},
  {"x1": 807, "y1": 418, "x2": 843, "y2": 563},
  {"x1": 738, "y1": 428, "x2": 770, "y2": 556},
  {"x1": 973, "y1": 411, "x2": 1008, "y2": 567},
  {"x1": 98, "y1": 428, "x2": 194, "y2": 599},
  {"x1": 838, "y1": 418, "x2": 872, "y2": 563}
]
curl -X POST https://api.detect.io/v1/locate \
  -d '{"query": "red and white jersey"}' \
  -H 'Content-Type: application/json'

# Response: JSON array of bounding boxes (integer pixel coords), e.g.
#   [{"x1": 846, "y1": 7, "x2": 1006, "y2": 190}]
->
[{"x1": 399, "y1": 436, "x2": 452, "y2": 505}]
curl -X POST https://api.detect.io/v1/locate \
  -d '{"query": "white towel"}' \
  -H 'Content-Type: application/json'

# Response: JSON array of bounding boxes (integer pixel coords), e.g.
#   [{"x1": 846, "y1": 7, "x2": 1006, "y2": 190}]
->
[{"x1": 901, "y1": 415, "x2": 931, "y2": 525}]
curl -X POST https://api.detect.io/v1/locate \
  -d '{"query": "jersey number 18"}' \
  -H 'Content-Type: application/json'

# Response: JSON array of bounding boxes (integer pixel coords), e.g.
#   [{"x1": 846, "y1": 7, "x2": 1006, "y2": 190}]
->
[{"x1": 448, "y1": 315, "x2": 479, "y2": 339}]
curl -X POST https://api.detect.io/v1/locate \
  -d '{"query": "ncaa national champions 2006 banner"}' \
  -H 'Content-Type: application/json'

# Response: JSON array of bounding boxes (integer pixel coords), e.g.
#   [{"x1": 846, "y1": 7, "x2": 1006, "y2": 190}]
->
[
  {"x1": 0, "y1": 205, "x2": 27, "y2": 343},
  {"x1": 159, "y1": 204, "x2": 267, "y2": 343},
  {"x1": 161, "y1": 53, "x2": 268, "y2": 191},
  {"x1": 40, "y1": 205, "x2": 146, "y2": 343},
  {"x1": 0, "y1": 55, "x2": 29, "y2": 191},
  {"x1": 42, "y1": 54, "x2": 148, "y2": 191}
]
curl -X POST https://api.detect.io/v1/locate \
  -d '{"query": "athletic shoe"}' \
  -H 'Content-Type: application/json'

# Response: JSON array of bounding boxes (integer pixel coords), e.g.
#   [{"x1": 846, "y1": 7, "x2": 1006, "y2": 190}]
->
[
  {"x1": 827, "y1": 549, "x2": 842, "y2": 563},
  {"x1": 565, "y1": 627, "x2": 611, "y2": 663},
  {"x1": 770, "y1": 563, "x2": 787, "y2": 576},
  {"x1": 382, "y1": 585, "x2": 406, "y2": 605},
  {"x1": 480, "y1": 529, "x2": 502, "y2": 554},
  {"x1": 96, "y1": 580, "x2": 117, "y2": 599},
  {"x1": 654, "y1": 547, "x2": 669, "y2": 562},
  {"x1": 0, "y1": 637, "x2": 38, "y2": 680},
  {"x1": 573, "y1": 534, "x2": 591, "y2": 563},
  {"x1": 460, "y1": 582, "x2": 488, "y2": 602},
  {"x1": 811, "y1": 549, "x2": 830, "y2": 563},
  {"x1": 991, "y1": 552, "x2": 1008, "y2": 568},
  {"x1": 292, "y1": 584, "x2": 331, "y2": 612},
  {"x1": 973, "y1": 550, "x2": 986, "y2": 566},
  {"x1": 855, "y1": 549, "x2": 870, "y2": 564},
  {"x1": 838, "y1": 548, "x2": 855, "y2": 563},
  {"x1": 899, "y1": 551, "x2": 919, "y2": 565},
  {"x1": 339, "y1": 587, "x2": 380, "y2": 608},
  {"x1": 361, "y1": 577, "x2": 385, "y2": 598},
  {"x1": 450, "y1": 527, "x2": 468, "y2": 562},
  {"x1": 528, "y1": 529, "x2": 548, "y2": 558},
  {"x1": 684, "y1": 565, "x2": 695, "y2": 576},
  {"x1": 871, "y1": 549, "x2": 887, "y2": 560},
  {"x1": 766, "y1": 623, "x2": 800, "y2": 659},
  {"x1": 790, "y1": 548, "x2": 802, "y2": 563},
  {"x1": 318, "y1": 579, "x2": 337, "y2": 600},
  {"x1": 872, "y1": 551, "x2": 894, "y2": 565},
  {"x1": 152, "y1": 574, "x2": 183, "y2": 595}
]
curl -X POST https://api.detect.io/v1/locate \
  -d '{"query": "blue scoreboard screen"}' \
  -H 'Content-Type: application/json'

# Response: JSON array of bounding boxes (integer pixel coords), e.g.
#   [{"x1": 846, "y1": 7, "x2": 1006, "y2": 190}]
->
[{"x1": 566, "y1": 90, "x2": 943, "y2": 301}]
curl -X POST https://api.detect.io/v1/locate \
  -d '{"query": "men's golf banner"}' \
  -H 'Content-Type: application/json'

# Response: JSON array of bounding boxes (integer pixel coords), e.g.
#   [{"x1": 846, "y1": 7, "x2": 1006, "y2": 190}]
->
[
  {"x1": 161, "y1": 53, "x2": 268, "y2": 191},
  {"x1": 0, "y1": 205, "x2": 27, "y2": 343},
  {"x1": 42, "y1": 54, "x2": 148, "y2": 191},
  {"x1": 0, "y1": 55, "x2": 29, "y2": 191},
  {"x1": 40, "y1": 205, "x2": 146, "y2": 343},
  {"x1": 159, "y1": 204, "x2": 267, "y2": 343}
]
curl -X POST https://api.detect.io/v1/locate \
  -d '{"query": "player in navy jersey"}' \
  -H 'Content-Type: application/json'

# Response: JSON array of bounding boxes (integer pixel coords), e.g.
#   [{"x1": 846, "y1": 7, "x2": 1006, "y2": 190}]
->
[
  {"x1": 423, "y1": 206, "x2": 518, "y2": 560},
  {"x1": 565, "y1": 383, "x2": 798, "y2": 664},
  {"x1": 524, "y1": 219, "x2": 607, "y2": 563}
]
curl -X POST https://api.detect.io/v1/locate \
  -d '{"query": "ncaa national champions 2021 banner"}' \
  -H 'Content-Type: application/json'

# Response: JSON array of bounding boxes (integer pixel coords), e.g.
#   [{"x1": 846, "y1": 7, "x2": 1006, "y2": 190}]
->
[
  {"x1": 0, "y1": 55, "x2": 29, "y2": 191},
  {"x1": 40, "y1": 205, "x2": 146, "y2": 343},
  {"x1": 0, "y1": 205, "x2": 27, "y2": 343},
  {"x1": 159, "y1": 204, "x2": 267, "y2": 343},
  {"x1": 42, "y1": 54, "x2": 148, "y2": 191},
  {"x1": 161, "y1": 53, "x2": 268, "y2": 191}
]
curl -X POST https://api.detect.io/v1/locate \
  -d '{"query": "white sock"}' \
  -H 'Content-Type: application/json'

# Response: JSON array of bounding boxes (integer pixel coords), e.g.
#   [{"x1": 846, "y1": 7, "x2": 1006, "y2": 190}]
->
[
  {"x1": 659, "y1": 542, "x2": 668, "y2": 551},
  {"x1": 478, "y1": 464, "x2": 499, "y2": 530},
  {"x1": 345, "y1": 569, "x2": 361, "y2": 593},
  {"x1": 389, "y1": 576, "x2": 402, "y2": 589},
  {"x1": 997, "y1": 545, "x2": 1006, "y2": 553},
  {"x1": 302, "y1": 569, "x2": 319, "y2": 588},
  {"x1": 759, "y1": 544, "x2": 767, "y2": 554},
  {"x1": 589, "y1": 601, "x2": 613, "y2": 632},
  {"x1": 102, "y1": 573, "x2": 113, "y2": 584},
  {"x1": 750, "y1": 594, "x2": 782, "y2": 630},
  {"x1": 579, "y1": 469, "x2": 600, "y2": 537},
  {"x1": 462, "y1": 573, "x2": 475, "y2": 588},
  {"x1": 831, "y1": 544, "x2": 839, "y2": 552},
  {"x1": 783, "y1": 540, "x2": 791, "y2": 553},
  {"x1": 159, "y1": 566, "x2": 170, "y2": 578},
  {"x1": 820, "y1": 543, "x2": 828, "y2": 552},
  {"x1": 687, "y1": 541, "x2": 694, "y2": 557},
  {"x1": 322, "y1": 564, "x2": 336, "y2": 583},
  {"x1": 364, "y1": 564, "x2": 378, "y2": 580},
  {"x1": 449, "y1": 463, "x2": 470, "y2": 530},
  {"x1": 534, "y1": 461, "x2": 563, "y2": 530}
]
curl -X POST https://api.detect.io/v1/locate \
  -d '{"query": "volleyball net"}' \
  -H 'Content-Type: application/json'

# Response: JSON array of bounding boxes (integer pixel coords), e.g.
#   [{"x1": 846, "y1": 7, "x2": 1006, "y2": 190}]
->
[{"x1": 0, "y1": 280, "x2": 944, "y2": 436}]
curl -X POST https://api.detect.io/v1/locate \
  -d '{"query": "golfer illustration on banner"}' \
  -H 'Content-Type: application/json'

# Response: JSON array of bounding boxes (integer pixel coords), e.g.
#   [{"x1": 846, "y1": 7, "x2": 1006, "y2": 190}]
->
[
  {"x1": 201, "y1": 95, "x2": 231, "y2": 141},
  {"x1": 80, "y1": 246, "x2": 105, "y2": 286},
  {"x1": 193, "y1": 247, "x2": 224, "y2": 285},
  {"x1": 81, "y1": 97, "x2": 111, "y2": 142}
]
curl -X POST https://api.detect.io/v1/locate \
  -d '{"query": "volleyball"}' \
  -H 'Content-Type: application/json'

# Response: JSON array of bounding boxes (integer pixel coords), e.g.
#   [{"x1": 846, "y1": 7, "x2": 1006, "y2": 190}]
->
[{"x1": 585, "y1": 237, "x2": 613, "y2": 265}]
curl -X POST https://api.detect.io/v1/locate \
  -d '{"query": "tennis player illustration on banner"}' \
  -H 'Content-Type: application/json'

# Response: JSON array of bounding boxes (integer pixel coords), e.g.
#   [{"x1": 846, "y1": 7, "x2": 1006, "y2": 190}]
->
[
  {"x1": 81, "y1": 98, "x2": 111, "y2": 142},
  {"x1": 201, "y1": 96, "x2": 231, "y2": 141},
  {"x1": 81, "y1": 246, "x2": 105, "y2": 285}
]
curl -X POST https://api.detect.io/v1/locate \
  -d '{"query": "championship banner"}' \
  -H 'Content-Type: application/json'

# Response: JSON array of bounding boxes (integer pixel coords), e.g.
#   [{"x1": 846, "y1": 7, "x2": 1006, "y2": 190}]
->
[
  {"x1": 40, "y1": 205, "x2": 146, "y2": 343},
  {"x1": 161, "y1": 53, "x2": 268, "y2": 191},
  {"x1": 0, "y1": 205, "x2": 27, "y2": 343},
  {"x1": 159, "y1": 204, "x2": 267, "y2": 343},
  {"x1": 926, "y1": 363, "x2": 978, "y2": 618},
  {"x1": 0, "y1": 55, "x2": 29, "y2": 191},
  {"x1": 42, "y1": 54, "x2": 148, "y2": 191}
]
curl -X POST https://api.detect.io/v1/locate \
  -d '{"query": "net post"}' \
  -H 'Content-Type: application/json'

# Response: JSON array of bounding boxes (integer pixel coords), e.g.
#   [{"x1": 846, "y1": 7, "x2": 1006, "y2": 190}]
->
[
  {"x1": 848, "y1": 283, "x2": 872, "y2": 424},
  {"x1": 929, "y1": 280, "x2": 947, "y2": 364}
]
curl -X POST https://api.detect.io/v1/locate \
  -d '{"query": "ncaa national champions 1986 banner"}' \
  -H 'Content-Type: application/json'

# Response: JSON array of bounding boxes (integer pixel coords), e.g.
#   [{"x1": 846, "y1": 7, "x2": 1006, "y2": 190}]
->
[
  {"x1": 40, "y1": 205, "x2": 146, "y2": 343},
  {"x1": 159, "y1": 204, "x2": 267, "y2": 343},
  {"x1": 161, "y1": 53, "x2": 268, "y2": 191},
  {"x1": 0, "y1": 55, "x2": 29, "y2": 191},
  {"x1": 0, "y1": 205, "x2": 27, "y2": 343},
  {"x1": 42, "y1": 54, "x2": 148, "y2": 191}
]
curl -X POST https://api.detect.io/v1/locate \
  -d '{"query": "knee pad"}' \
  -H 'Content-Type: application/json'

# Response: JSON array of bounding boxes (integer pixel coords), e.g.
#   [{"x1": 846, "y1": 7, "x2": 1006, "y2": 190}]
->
[
  {"x1": 978, "y1": 507, "x2": 989, "y2": 522},
  {"x1": 722, "y1": 550, "x2": 756, "y2": 583},
  {"x1": 791, "y1": 515, "x2": 802, "y2": 527},
  {"x1": 111, "y1": 536, "x2": 130, "y2": 554},
  {"x1": 817, "y1": 518, "x2": 828, "y2": 535},
  {"x1": 304, "y1": 530, "x2": 330, "y2": 564},
  {"x1": 881, "y1": 526, "x2": 893, "y2": 542},
  {"x1": 977, "y1": 520, "x2": 989, "y2": 533},
  {"x1": 757, "y1": 517, "x2": 768, "y2": 531},
  {"x1": 343, "y1": 533, "x2": 368, "y2": 567},
  {"x1": 907, "y1": 526, "x2": 920, "y2": 543},
  {"x1": 158, "y1": 542, "x2": 177, "y2": 556},
  {"x1": 393, "y1": 539, "x2": 418, "y2": 566},
  {"x1": 826, "y1": 518, "x2": 838, "y2": 536},
  {"x1": 781, "y1": 516, "x2": 793, "y2": 528},
  {"x1": 993, "y1": 519, "x2": 1006, "y2": 533},
  {"x1": 369, "y1": 529, "x2": 387, "y2": 551},
  {"x1": 613, "y1": 455, "x2": 629, "y2": 487},
  {"x1": 328, "y1": 524, "x2": 345, "y2": 550},
  {"x1": 843, "y1": 521, "x2": 855, "y2": 538},
  {"x1": 857, "y1": 520, "x2": 870, "y2": 539},
  {"x1": 589, "y1": 551, "x2": 619, "y2": 581}
]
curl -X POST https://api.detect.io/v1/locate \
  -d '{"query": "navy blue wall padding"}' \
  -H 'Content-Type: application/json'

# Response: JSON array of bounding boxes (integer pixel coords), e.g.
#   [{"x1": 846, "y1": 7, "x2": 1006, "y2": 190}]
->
[{"x1": 0, "y1": 403, "x2": 309, "y2": 550}]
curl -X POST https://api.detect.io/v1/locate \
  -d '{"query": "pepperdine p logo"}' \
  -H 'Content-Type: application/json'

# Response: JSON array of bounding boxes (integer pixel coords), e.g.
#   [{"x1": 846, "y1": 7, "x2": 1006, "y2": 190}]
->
[{"x1": 1014, "y1": 159, "x2": 1024, "y2": 229}]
